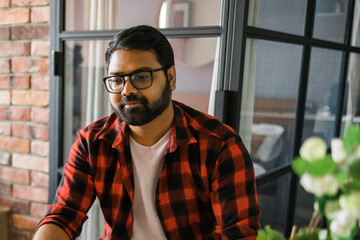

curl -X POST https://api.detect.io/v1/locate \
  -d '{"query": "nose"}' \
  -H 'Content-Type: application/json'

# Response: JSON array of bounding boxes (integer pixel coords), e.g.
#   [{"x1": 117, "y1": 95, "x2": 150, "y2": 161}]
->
[{"x1": 121, "y1": 76, "x2": 137, "y2": 96}]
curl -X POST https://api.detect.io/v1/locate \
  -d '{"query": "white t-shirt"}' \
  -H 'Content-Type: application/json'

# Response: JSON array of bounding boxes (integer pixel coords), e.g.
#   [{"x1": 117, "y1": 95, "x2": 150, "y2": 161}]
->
[{"x1": 130, "y1": 130, "x2": 171, "y2": 240}]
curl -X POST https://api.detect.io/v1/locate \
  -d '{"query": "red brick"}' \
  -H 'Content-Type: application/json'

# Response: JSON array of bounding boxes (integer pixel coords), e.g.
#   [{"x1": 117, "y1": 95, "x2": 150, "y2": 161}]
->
[
  {"x1": 0, "y1": 42, "x2": 30, "y2": 57},
  {"x1": 0, "y1": 181, "x2": 11, "y2": 195},
  {"x1": 12, "y1": 124, "x2": 49, "y2": 140},
  {"x1": 0, "y1": 90, "x2": 10, "y2": 104},
  {"x1": 35, "y1": 58, "x2": 48, "y2": 73},
  {"x1": 8, "y1": 229, "x2": 30, "y2": 240},
  {"x1": 30, "y1": 202, "x2": 47, "y2": 218},
  {"x1": 31, "y1": 6, "x2": 50, "y2": 23},
  {"x1": 11, "y1": 58, "x2": 31, "y2": 73},
  {"x1": 11, "y1": 90, "x2": 49, "y2": 106},
  {"x1": 31, "y1": 41, "x2": 49, "y2": 57},
  {"x1": 12, "y1": 153, "x2": 48, "y2": 172},
  {"x1": 0, "y1": 166, "x2": 30, "y2": 184},
  {"x1": 12, "y1": 0, "x2": 49, "y2": 6},
  {"x1": 0, "y1": 75, "x2": 10, "y2": 88},
  {"x1": 31, "y1": 125, "x2": 48, "y2": 140},
  {"x1": 0, "y1": 196, "x2": 29, "y2": 214},
  {"x1": 31, "y1": 140, "x2": 49, "y2": 156},
  {"x1": 0, "y1": 137, "x2": 30, "y2": 153},
  {"x1": 11, "y1": 75, "x2": 30, "y2": 89},
  {"x1": 0, "y1": 106, "x2": 8, "y2": 120},
  {"x1": 35, "y1": 59, "x2": 49, "y2": 73},
  {"x1": 11, "y1": 25, "x2": 48, "y2": 40},
  {"x1": 31, "y1": 75, "x2": 49, "y2": 90},
  {"x1": 31, "y1": 107, "x2": 48, "y2": 123},
  {"x1": 12, "y1": 123, "x2": 31, "y2": 139},
  {"x1": 0, "y1": 0, "x2": 10, "y2": 7},
  {"x1": 0, "y1": 151, "x2": 11, "y2": 165},
  {"x1": 13, "y1": 184, "x2": 48, "y2": 203},
  {"x1": 0, "y1": 59, "x2": 10, "y2": 73},
  {"x1": 9, "y1": 106, "x2": 30, "y2": 121},
  {"x1": 12, "y1": 213, "x2": 39, "y2": 230},
  {"x1": 11, "y1": 58, "x2": 49, "y2": 74},
  {"x1": 0, "y1": 26, "x2": 10, "y2": 40},
  {"x1": 0, "y1": 8, "x2": 29, "y2": 25},
  {"x1": 0, "y1": 122, "x2": 11, "y2": 135},
  {"x1": 30, "y1": 171, "x2": 48, "y2": 187}
]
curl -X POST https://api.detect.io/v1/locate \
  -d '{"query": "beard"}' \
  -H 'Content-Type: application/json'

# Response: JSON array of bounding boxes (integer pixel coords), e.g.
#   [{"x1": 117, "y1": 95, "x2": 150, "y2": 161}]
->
[{"x1": 111, "y1": 80, "x2": 172, "y2": 126}]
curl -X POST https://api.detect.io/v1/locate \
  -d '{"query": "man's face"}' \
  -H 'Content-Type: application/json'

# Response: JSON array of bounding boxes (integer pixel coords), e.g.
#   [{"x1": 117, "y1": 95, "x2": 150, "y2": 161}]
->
[{"x1": 107, "y1": 49, "x2": 176, "y2": 126}]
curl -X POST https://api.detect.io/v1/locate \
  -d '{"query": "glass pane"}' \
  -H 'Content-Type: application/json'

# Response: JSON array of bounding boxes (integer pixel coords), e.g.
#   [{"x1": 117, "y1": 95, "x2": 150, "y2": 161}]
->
[
  {"x1": 63, "y1": 40, "x2": 110, "y2": 164},
  {"x1": 303, "y1": 48, "x2": 344, "y2": 144},
  {"x1": 247, "y1": 0, "x2": 307, "y2": 35},
  {"x1": 170, "y1": 37, "x2": 219, "y2": 114},
  {"x1": 341, "y1": 53, "x2": 360, "y2": 135},
  {"x1": 65, "y1": 0, "x2": 222, "y2": 31},
  {"x1": 257, "y1": 173, "x2": 291, "y2": 233},
  {"x1": 63, "y1": 37, "x2": 219, "y2": 162},
  {"x1": 240, "y1": 39, "x2": 303, "y2": 176},
  {"x1": 351, "y1": 0, "x2": 360, "y2": 47},
  {"x1": 294, "y1": 182, "x2": 324, "y2": 229},
  {"x1": 313, "y1": 0, "x2": 349, "y2": 43}
]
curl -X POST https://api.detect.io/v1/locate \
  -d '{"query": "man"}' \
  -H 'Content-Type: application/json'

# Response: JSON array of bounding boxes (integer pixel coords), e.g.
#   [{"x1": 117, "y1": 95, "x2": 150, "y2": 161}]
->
[{"x1": 34, "y1": 25, "x2": 260, "y2": 240}]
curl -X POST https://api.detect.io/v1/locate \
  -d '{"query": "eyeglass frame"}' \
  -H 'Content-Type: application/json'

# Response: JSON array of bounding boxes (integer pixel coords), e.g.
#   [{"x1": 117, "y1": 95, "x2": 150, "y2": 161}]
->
[{"x1": 103, "y1": 67, "x2": 166, "y2": 94}]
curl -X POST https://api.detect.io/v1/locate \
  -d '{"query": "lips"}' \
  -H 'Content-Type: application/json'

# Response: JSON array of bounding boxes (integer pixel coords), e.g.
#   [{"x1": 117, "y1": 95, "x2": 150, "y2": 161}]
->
[{"x1": 124, "y1": 101, "x2": 140, "y2": 108}]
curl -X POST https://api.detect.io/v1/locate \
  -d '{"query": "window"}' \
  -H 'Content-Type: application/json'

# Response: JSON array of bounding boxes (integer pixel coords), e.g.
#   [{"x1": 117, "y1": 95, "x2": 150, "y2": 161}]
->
[
  {"x1": 50, "y1": 0, "x2": 229, "y2": 238},
  {"x1": 237, "y1": 0, "x2": 360, "y2": 235}
]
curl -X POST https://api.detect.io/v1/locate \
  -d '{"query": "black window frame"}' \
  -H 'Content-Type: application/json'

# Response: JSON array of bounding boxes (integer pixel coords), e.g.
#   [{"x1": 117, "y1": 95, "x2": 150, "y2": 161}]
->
[{"x1": 229, "y1": 0, "x2": 360, "y2": 236}]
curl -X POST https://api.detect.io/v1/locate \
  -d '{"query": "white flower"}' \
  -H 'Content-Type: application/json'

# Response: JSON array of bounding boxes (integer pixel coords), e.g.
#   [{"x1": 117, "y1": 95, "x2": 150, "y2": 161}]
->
[
  {"x1": 339, "y1": 191, "x2": 360, "y2": 219},
  {"x1": 300, "y1": 173, "x2": 339, "y2": 197},
  {"x1": 300, "y1": 137, "x2": 327, "y2": 162},
  {"x1": 329, "y1": 210, "x2": 357, "y2": 238},
  {"x1": 331, "y1": 138, "x2": 347, "y2": 164},
  {"x1": 324, "y1": 199, "x2": 341, "y2": 220}
]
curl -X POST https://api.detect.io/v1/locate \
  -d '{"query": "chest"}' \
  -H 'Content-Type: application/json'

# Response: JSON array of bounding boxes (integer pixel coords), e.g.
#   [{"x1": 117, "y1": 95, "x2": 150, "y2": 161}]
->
[{"x1": 91, "y1": 145, "x2": 213, "y2": 206}]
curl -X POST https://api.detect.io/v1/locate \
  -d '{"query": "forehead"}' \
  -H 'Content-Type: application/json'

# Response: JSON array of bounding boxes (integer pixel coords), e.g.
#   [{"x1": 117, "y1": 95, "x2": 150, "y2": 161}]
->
[{"x1": 108, "y1": 49, "x2": 160, "y2": 72}]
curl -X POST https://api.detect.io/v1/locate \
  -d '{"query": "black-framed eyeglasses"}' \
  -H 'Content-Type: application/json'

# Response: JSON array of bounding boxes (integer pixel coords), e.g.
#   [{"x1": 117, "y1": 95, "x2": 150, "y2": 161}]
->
[{"x1": 103, "y1": 68, "x2": 165, "y2": 93}]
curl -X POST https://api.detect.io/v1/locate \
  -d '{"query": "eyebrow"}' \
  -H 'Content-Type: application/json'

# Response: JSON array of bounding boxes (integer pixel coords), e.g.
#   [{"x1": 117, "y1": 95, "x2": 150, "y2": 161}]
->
[{"x1": 109, "y1": 66, "x2": 154, "y2": 76}]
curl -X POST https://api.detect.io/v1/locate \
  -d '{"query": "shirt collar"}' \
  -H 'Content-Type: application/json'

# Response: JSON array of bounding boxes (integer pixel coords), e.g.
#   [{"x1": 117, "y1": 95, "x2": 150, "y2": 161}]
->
[{"x1": 168, "y1": 101, "x2": 197, "y2": 153}]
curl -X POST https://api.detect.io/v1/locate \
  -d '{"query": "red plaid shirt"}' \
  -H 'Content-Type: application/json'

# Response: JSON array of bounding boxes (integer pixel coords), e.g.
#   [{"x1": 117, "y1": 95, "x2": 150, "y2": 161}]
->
[{"x1": 38, "y1": 101, "x2": 260, "y2": 239}]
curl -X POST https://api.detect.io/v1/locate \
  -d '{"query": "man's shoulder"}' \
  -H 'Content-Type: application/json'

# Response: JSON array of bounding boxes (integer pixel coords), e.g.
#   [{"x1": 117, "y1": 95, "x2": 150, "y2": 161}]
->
[
  {"x1": 79, "y1": 113, "x2": 123, "y2": 144},
  {"x1": 83, "y1": 113, "x2": 117, "y2": 132},
  {"x1": 174, "y1": 101, "x2": 239, "y2": 142}
]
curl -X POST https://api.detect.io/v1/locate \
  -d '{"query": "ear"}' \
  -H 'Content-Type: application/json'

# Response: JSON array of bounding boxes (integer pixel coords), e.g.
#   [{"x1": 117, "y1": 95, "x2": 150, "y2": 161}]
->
[{"x1": 167, "y1": 65, "x2": 176, "y2": 91}]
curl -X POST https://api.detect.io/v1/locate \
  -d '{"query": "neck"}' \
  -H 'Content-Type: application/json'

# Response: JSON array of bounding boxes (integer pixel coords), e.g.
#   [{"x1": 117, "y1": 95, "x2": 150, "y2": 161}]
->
[{"x1": 129, "y1": 102, "x2": 174, "y2": 146}]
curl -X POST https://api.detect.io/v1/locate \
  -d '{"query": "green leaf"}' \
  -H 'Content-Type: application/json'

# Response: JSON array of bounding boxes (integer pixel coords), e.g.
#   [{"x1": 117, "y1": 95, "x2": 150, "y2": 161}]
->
[
  {"x1": 257, "y1": 230, "x2": 268, "y2": 240},
  {"x1": 257, "y1": 225, "x2": 286, "y2": 240},
  {"x1": 336, "y1": 171, "x2": 348, "y2": 183},
  {"x1": 349, "y1": 160, "x2": 360, "y2": 180},
  {"x1": 343, "y1": 124, "x2": 360, "y2": 151},
  {"x1": 346, "y1": 153, "x2": 360, "y2": 165},
  {"x1": 293, "y1": 227, "x2": 319, "y2": 240},
  {"x1": 292, "y1": 157, "x2": 310, "y2": 176},
  {"x1": 315, "y1": 197, "x2": 326, "y2": 215},
  {"x1": 341, "y1": 180, "x2": 360, "y2": 192},
  {"x1": 307, "y1": 156, "x2": 336, "y2": 176},
  {"x1": 264, "y1": 225, "x2": 286, "y2": 240}
]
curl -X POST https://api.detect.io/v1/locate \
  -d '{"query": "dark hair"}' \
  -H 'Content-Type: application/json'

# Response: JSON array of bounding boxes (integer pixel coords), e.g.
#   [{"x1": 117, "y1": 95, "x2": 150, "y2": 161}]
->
[{"x1": 105, "y1": 25, "x2": 175, "y2": 70}]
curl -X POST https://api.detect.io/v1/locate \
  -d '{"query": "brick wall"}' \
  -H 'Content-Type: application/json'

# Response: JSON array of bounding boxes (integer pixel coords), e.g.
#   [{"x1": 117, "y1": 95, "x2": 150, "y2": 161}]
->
[{"x1": 0, "y1": 0, "x2": 50, "y2": 239}]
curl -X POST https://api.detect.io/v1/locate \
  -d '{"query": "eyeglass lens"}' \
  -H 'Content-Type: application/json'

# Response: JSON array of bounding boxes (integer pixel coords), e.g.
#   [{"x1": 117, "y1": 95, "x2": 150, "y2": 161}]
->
[{"x1": 107, "y1": 71, "x2": 152, "y2": 92}]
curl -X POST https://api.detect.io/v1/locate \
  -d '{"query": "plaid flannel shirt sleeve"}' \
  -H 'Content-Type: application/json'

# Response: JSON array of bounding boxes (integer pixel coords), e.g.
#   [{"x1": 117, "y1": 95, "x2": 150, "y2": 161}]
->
[
  {"x1": 209, "y1": 134, "x2": 260, "y2": 239},
  {"x1": 37, "y1": 129, "x2": 96, "y2": 239}
]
